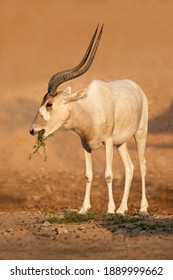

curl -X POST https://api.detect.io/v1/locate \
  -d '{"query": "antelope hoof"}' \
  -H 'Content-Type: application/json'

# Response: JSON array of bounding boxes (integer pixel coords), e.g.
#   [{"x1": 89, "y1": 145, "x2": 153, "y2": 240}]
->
[
  {"x1": 78, "y1": 205, "x2": 91, "y2": 215},
  {"x1": 107, "y1": 210, "x2": 115, "y2": 214},
  {"x1": 107, "y1": 204, "x2": 116, "y2": 214},
  {"x1": 140, "y1": 200, "x2": 149, "y2": 213},
  {"x1": 116, "y1": 205, "x2": 128, "y2": 215}
]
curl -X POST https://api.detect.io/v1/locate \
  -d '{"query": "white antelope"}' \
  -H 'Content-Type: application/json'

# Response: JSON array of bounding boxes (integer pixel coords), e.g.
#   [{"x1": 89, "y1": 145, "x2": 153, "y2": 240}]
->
[{"x1": 30, "y1": 25, "x2": 149, "y2": 215}]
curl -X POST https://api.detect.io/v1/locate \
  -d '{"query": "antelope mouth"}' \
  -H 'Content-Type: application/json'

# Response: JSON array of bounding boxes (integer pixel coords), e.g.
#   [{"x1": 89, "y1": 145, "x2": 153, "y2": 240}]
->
[{"x1": 29, "y1": 128, "x2": 45, "y2": 136}]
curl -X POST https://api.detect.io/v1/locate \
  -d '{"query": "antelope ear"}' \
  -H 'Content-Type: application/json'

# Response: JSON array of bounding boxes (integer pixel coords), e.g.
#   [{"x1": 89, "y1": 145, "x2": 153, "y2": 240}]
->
[{"x1": 64, "y1": 88, "x2": 87, "y2": 102}]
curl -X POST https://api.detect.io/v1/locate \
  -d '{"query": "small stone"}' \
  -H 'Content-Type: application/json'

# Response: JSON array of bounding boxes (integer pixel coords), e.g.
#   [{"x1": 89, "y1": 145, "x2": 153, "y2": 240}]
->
[
  {"x1": 57, "y1": 228, "x2": 69, "y2": 235},
  {"x1": 43, "y1": 221, "x2": 51, "y2": 227},
  {"x1": 78, "y1": 226, "x2": 85, "y2": 231},
  {"x1": 5, "y1": 228, "x2": 12, "y2": 233},
  {"x1": 32, "y1": 195, "x2": 41, "y2": 201}
]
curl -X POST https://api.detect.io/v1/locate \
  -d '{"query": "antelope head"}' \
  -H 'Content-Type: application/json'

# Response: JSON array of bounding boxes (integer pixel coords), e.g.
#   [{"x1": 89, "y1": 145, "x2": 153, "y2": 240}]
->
[{"x1": 29, "y1": 25, "x2": 103, "y2": 138}]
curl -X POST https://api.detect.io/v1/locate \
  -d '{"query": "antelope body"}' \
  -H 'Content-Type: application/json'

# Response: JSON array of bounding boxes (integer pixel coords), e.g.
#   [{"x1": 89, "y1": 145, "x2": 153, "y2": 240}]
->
[{"x1": 30, "y1": 25, "x2": 149, "y2": 215}]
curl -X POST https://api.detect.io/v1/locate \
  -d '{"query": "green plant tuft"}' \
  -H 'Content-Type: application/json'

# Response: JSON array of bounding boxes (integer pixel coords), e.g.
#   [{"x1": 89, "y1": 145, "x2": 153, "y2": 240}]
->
[
  {"x1": 37, "y1": 210, "x2": 126, "y2": 224},
  {"x1": 29, "y1": 131, "x2": 52, "y2": 161}
]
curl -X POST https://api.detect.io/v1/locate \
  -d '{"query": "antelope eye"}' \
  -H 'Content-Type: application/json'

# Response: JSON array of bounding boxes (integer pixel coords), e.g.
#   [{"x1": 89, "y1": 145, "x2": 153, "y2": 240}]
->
[{"x1": 46, "y1": 102, "x2": 53, "y2": 108}]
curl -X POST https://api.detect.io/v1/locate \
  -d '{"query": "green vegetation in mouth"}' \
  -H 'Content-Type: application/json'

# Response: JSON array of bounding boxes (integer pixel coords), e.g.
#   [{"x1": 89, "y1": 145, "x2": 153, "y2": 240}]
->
[{"x1": 29, "y1": 130, "x2": 52, "y2": 161}]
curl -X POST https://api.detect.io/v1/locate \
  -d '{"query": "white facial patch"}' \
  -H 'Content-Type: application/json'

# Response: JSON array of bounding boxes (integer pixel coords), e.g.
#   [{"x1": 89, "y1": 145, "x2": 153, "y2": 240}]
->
[{"x1": 39, "y1": 105, "x2": 51, "y2": 121}]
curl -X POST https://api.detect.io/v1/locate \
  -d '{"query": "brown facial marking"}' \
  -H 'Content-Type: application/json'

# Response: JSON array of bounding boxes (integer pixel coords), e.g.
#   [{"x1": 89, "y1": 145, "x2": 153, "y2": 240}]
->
[
  {"x1": 41, "y1": 93, "x2": 55, "y2": 106},
  {"x1": 34, "y1": 111, "x2": 47, "y2": 127}
]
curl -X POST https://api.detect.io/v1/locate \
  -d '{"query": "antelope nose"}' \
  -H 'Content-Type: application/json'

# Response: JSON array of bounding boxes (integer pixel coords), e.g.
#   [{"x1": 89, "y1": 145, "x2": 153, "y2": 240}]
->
[{"x1": 30, "y1": 128, "x2": 35, "y2": 136}]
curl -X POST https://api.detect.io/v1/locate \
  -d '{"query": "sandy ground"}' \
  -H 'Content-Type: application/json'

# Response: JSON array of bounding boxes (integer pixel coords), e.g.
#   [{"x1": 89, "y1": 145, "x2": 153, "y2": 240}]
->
[{"x1": 0, "y1": 0, "x2": 173, "y2": 260}]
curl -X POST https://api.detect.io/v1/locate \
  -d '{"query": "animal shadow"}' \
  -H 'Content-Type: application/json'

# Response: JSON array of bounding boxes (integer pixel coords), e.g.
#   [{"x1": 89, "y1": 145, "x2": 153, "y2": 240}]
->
[
  {"x1": 149, "y1": 101, "x2": 173, "y2": 134},
  {"x1": 100, "y1": 215, "x2": 173, "y2": 237}
]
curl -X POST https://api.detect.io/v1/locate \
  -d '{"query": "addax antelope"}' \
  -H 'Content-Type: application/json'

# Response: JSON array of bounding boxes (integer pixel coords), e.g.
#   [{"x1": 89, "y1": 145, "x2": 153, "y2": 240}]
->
[{"x1": 30, "y1": 25, "x2": 149, "y2": 215}]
